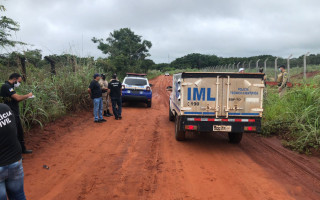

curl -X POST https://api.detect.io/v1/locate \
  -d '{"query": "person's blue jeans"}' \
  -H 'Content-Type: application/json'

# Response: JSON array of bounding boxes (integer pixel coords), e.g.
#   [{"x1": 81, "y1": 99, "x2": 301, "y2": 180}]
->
[
  {"x1": 93, "y1": 97, "x2": 103, "y2": 121},
  {"x1": 0, "y1": 160, "x2": 26, "y2": 200},
  {"x1": 111, "y1": 97, "x2": 122, "y2": 118}
]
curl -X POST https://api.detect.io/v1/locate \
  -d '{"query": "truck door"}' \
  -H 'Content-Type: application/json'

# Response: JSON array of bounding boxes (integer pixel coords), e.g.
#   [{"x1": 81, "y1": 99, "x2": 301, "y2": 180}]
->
[
  {"x1": 221, "y1": 76, "x2": 264, "y2": 118},
  {"x1": 181, "y1": 77, "x2": 223, "y2": 116}
]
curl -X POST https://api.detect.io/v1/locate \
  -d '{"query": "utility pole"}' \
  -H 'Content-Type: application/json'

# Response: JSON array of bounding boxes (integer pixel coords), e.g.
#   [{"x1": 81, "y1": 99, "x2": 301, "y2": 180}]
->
[
  {"x1": 303, "y1": 52, "x2": 310, "y2": 80},
  {"x1": 242, "y1": 61, "x2": 246, "y2": 69},
  {"x1": 248, "y1": 60, "x2": 252, "y2": 70}
]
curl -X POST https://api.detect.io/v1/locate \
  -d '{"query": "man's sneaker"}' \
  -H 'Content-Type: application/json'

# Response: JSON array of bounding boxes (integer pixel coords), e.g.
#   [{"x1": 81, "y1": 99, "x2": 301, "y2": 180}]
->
[
  {"x1": 119, "y1": 116, "x2": 122, "y2": 120},
  {"x1": 99, "y1": 119, "x2": 107, "y2": 122},
  {"x1": 115, "y1": 117, "x2": 119, "y2": 120},
  {"x1": 94, "y1": 120, "x2": 102, "y2": 123}
]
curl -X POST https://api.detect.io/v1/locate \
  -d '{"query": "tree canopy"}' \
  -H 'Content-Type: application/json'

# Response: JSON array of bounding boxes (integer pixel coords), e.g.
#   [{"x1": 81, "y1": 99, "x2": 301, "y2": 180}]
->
[
  {"x1": 0, "y1": 5, "x2": 25, "y2": 48},
  {"x1": 92, "y1": 28, "x2": 152, "y2": 61},
  {"x1": 92, "y1": 28, "x2": 153, "y2": 76}
]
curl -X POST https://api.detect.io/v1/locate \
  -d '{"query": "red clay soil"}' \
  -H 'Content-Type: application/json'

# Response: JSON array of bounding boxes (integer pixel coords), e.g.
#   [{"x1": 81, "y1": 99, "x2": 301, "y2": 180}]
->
[{"x1": 22, "y1": 76, "x2": 320, "y2": 200}]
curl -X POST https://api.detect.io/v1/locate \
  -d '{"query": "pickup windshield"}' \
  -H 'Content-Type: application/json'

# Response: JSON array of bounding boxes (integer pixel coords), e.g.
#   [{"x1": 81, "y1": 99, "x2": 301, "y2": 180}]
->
[{"x1": 124, "y1": 78, "x2": 147, "y2": 86}]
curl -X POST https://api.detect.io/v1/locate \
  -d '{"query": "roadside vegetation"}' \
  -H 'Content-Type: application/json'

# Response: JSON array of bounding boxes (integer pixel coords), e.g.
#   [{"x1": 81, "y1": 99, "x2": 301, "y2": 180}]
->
[
  {"x1": 0, "y1": 63, "x2": 97, "y2": 130},
  {"x1": 262, "y1": 76, "x2": 320, "y2": 154}
]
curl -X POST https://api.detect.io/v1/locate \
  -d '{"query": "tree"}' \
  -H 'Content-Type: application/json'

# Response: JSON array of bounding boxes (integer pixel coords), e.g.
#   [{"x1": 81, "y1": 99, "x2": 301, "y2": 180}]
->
[
  {"x1": 92, "y1": 28, "x2": 152, "y2": 77},
  {"x1": 139, "y1": 59, "x2": 155, "y2": 73},
  {"x1": 92, "y1": 28, "x2": 152, "y2": 65},
  {"x1": 0, "y1": 5, "x2": 25, "y2": 48},
  {"x1": 170, "y1": 53, "x2": 219, "y2": 69},
  {"x1": 24, "y1": 49, "x2": 42, "y2": 67}
]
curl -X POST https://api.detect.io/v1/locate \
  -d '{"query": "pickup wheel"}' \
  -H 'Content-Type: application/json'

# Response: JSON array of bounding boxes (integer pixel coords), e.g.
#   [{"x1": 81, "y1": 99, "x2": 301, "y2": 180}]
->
[
  {"x1": 147, "y1": 101, "x2": 152, "y2": 108},
  {"x1": 169, "y1": 105, "x2": 175, "y2": 122},
  {"x1": 175, "y1": 116, "x2": 185, "y2": 141},
  {"x1": 228, "y1": 132, "x2": 243, "y2": 144}
]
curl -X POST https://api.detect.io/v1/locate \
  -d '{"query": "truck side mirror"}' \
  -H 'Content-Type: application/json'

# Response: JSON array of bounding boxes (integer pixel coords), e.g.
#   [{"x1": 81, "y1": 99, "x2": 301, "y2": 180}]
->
[{"x1": 166, "y1": 86, "x2": 173, "y2": 91}]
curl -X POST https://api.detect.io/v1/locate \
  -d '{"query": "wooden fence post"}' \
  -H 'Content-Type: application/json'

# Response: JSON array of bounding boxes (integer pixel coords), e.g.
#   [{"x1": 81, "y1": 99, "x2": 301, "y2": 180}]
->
[
  {"x1": 19, "y1": 56, "x2": 27, "y2": 82},
  {"x1": 44, "y1": 56, "x2": 56, "y2": 75}
]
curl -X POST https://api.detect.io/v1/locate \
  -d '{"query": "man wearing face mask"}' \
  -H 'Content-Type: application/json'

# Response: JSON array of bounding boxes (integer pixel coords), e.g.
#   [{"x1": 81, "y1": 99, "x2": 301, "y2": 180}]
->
[{"x1": 0, "y1": 73, "x2": 33, "y2": 154}]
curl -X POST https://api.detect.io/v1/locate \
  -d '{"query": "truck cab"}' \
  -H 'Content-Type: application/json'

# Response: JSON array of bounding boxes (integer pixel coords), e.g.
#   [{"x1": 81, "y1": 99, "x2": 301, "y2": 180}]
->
[
  {"x1": 122, "y1": 73, "x2": 152, "y2": 107},
  {"x1": 169, "y1": 72, "x2": 265, "y2": 143}
]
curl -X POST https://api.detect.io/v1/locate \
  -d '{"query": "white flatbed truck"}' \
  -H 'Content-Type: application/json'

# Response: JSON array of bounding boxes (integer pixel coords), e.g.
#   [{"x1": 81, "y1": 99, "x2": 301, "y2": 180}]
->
[{"x1": 168, "y1": 72, "x2": 265, "y2": 143}]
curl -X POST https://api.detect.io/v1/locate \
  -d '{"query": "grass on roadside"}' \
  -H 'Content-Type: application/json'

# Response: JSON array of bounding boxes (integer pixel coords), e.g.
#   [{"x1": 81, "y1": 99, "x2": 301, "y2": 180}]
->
[
  {"x1": 0, "y1": 64, "x2": 98, "y2": 130},
  {"x1": 262, "y1": 77, "x2": 320, "y2": 153}
]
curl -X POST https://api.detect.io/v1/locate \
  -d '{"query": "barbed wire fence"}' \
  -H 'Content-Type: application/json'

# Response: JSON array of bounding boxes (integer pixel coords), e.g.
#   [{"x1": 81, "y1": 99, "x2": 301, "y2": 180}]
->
[{"x1": 201, "y1": 52, "x2": 318, "y2": 82}]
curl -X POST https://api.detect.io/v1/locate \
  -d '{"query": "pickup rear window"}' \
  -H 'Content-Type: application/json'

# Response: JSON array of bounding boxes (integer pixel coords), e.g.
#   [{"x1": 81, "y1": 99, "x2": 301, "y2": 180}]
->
[{"x1": 124, "y1": 78, "x2": 147, "y2": 86}]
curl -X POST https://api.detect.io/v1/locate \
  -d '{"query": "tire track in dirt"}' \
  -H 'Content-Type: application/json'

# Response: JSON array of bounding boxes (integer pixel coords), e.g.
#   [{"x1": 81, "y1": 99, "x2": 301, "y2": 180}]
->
[{"x1": 241, "y1": 134, "x2": 320, "y2": 199}]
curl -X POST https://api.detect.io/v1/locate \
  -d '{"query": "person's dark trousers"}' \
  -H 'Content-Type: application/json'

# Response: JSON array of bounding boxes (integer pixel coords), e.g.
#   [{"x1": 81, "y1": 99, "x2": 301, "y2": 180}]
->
[
  {"x1": 15, "y1": 116, "x2": 28, "y2": 152},
  {"x1": 111, "y1": 97, "x2": 122, "y2": 119},
  {"x1": 0, "y1": 160, "x2": 26, "y2": 200}
]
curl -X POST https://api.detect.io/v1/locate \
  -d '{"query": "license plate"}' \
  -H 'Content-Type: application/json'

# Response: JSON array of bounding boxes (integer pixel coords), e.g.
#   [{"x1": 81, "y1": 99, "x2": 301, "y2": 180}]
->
[{"x1": 213, "y1": 125, "x2": 232, "y2": 132}]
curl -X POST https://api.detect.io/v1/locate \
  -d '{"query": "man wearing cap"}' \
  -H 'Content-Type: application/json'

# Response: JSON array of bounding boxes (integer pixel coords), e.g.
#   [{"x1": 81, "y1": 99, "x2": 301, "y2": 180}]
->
[
  {"x1": 88, "y1": 74, "x2": 107, "y2": 123},
  {"x1": 239, "y1": 68, "x2": 245, "y2": 73},
  {"x1": 277, "y1": 65, "x2": 288, "y2": 97},
  {"x1": 108, "y1": 74, "x2": 123, "y2": 120},
  {"x1": 99, "y1": 74, "x2": 113, "y2": 117}
]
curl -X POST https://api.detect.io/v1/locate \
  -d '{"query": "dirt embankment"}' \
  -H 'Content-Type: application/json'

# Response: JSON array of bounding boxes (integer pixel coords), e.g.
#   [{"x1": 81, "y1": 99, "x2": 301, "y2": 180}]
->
[
  {"x1": 23, "y1": 75, "x2": 320, "y2": 200},
  {"x1": 291, "y1": 70, "x2": 320, "y2": 79}
]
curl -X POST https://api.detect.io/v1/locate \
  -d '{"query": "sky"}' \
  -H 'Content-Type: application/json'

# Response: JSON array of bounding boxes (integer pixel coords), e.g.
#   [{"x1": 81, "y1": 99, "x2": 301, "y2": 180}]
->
[{"x1": 1, "y1": 0, "x2": 320, "y2": 63}]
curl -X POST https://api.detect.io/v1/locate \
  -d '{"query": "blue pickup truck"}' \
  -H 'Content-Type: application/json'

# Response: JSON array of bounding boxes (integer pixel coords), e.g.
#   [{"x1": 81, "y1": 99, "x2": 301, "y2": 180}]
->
[{"x1": 122, "y1": 73, "x2": 152, "y2": 107}]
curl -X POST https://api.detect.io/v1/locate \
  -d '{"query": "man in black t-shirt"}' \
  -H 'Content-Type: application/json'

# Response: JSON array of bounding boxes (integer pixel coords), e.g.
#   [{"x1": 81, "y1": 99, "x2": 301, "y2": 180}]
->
[
  {"x1": 0, "y1": 73, "x2": 33, "y2": 154},
  {"x1": 88, "y1": 73, "x2": 107, "y2": 123},
  {"x1": 108, "y1": 74, "x2": 123, "y2": 120},
  {"x1": 0, "y1": 103, "x2": 26, "y2": 200}
]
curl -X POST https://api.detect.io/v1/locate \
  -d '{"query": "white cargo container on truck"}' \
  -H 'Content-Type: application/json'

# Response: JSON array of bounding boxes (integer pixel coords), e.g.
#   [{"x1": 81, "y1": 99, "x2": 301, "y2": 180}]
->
[{"x1": 168, "y1": 72, "x2": 265, "y2": 143}]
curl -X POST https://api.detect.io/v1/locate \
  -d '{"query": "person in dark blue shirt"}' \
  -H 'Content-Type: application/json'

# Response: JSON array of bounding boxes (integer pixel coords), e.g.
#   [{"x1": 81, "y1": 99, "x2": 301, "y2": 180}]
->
[
  {"x1": 88, "y1": 74, "x2": 107, "y2": 123},
  {"x1": 108, "y1": 74, "x2": 123, "y2": 120},
  {"x1": 0, "y1": 73, "x2": 33, "y2": 154},
  {"x1": 0, "y1": 103, "x2": 26, "y2": 200}
]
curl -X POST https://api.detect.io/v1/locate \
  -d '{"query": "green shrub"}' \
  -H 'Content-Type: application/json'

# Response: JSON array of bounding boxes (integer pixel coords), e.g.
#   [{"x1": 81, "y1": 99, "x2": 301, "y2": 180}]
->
[{"x1": 262, "y1": 83, "x2": 320, "y2": 153}]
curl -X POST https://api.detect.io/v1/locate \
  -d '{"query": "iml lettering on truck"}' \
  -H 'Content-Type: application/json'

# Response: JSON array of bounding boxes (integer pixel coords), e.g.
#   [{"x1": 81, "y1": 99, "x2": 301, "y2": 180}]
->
[{"x1": 187, "y1": 88, "x2": 215, "y2": 101}]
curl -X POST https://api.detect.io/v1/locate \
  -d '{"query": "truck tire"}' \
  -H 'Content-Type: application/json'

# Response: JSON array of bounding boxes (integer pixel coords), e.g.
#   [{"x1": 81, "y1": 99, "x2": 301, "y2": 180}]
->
[
  {"x1": 147, "y1": 101, "x2": 152, "y2": 108},
  {"x1": 169, "y1": 105, "x2": 175, "y2": 122},
  {"x1": 228, "y1": 132, "x2": 243, "y2": 144},
  {"x1": 175, "y1": 116, "x2": 185, "y2": 141}
]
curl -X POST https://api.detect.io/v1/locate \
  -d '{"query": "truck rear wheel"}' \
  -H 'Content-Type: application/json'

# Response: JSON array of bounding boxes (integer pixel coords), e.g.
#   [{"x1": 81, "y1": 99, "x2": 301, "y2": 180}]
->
[
  {"x1": 228, "y1": 132, "x2": 243, "y2": 144},
  {"x1": 175, "y1": 116, "x2": 185, "y2": 141},
  {"x1": 169, "y1": 105, "x2": 175, "y2": 121}
]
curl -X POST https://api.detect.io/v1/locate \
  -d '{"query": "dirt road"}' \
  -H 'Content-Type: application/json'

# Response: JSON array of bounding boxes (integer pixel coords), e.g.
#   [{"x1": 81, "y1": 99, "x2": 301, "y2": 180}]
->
[{"x1": 23, "y1": 75, "x2": 320, "y2": 200}]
